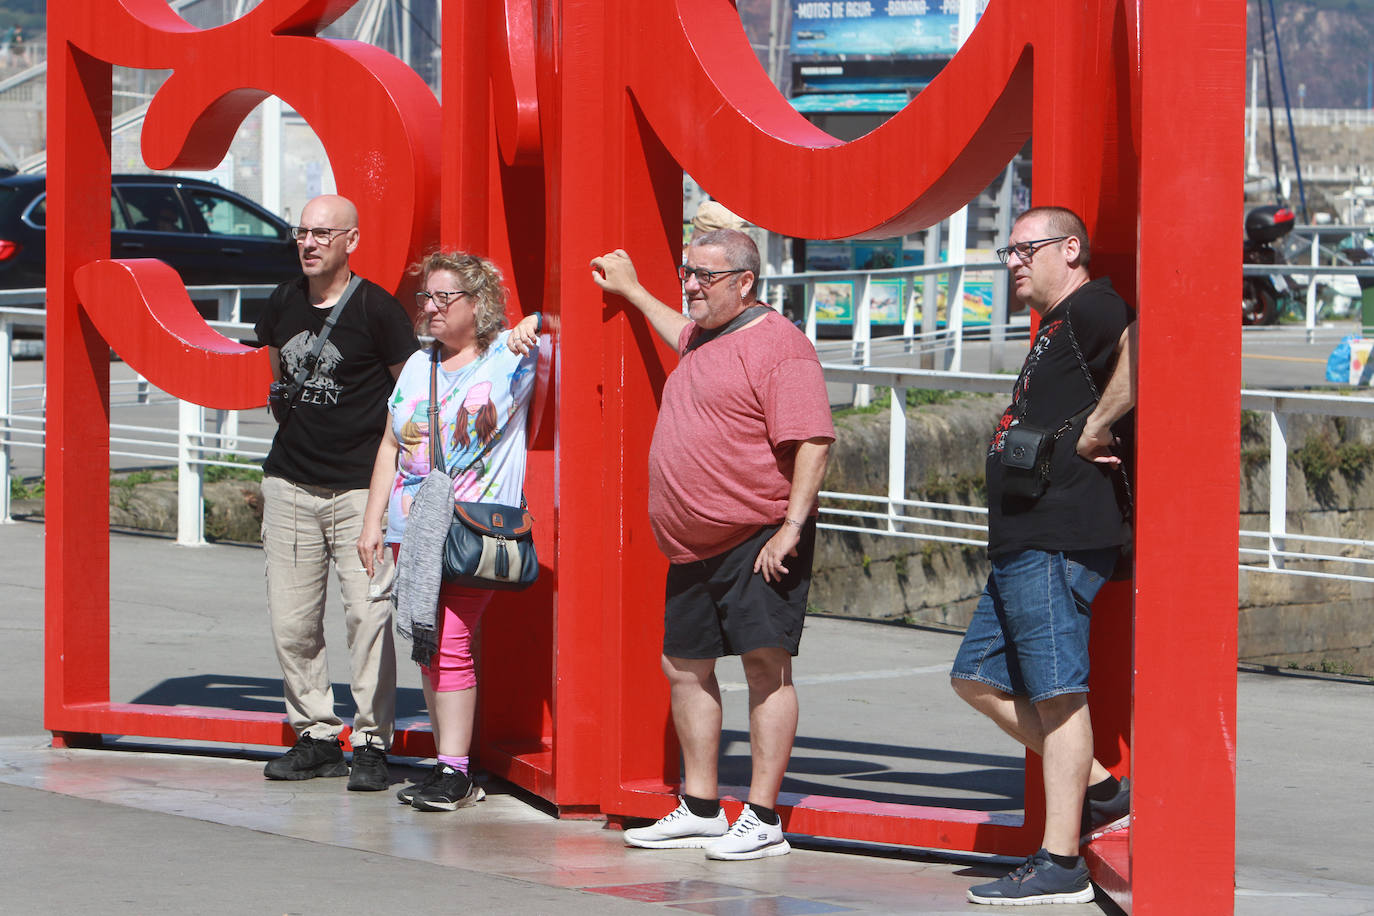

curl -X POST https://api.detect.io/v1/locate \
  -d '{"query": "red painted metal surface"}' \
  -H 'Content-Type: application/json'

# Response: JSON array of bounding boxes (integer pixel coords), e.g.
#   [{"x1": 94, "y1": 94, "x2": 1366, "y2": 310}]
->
[
  {"x1": 45, "y1": 1, "x2": 1242, "y2": 909},
  {"x1": 1133, "y1": 3, "x2": 1245, "y2": 913},
  {"x1": 44, "y1": 0, "x2": 441, "y2": 739},
  {"x1": 73, "y1": 260, "x2": 266, "y2": 409}
]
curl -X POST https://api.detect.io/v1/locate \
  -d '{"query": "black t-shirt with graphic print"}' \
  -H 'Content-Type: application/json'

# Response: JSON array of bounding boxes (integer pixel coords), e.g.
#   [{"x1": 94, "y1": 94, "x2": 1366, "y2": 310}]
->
[
  {"x1": 985, "y1": 277, "x2": 1135, "y2": 556},
  {"x1": 255, "y1": 276, "x2": 418, "y2": 491}
]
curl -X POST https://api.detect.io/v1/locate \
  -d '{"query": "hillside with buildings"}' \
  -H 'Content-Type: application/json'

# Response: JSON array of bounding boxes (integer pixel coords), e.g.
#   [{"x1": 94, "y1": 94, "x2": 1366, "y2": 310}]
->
[
  {"x1": 0, "y1": 0, "x2": 40, "y2": 34},
  {"x1": 1248, "y1": 0, "x2": 1374, "y2": 109}
]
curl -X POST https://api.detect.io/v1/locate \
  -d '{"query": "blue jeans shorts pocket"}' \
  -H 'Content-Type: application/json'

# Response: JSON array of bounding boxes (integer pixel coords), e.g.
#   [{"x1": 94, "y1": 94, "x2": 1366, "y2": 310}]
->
[{"x1": 951, "y1": 548, "x2": 1116, "y2": 703}]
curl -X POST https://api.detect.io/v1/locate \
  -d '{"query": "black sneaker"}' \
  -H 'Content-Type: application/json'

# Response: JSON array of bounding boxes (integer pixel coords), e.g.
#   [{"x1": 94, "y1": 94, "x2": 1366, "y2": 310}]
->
[
  {"x1": 263, "y1": 734, "x2": 348, "y2": 781},
  {"x1": 1081, "y1": 776, "x2": 1131, "y2": 843},
  {"x1": 410, "y1": 764, "x2": 486, "y2": 812},
  {"x1": 347, "y1": 741, "x2": 389, "y2": 791},
  {"x1": 967, "y1": 849, "x2": 1094, "y2": 905},
  {"x1": 396, "y1": 763, "x2": 444, "y2": 805}
]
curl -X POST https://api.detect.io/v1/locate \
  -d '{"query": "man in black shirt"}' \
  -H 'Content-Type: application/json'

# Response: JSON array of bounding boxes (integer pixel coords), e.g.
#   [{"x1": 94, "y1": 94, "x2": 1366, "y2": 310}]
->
[
  {"x1": 254, "y1": 194, "x2": 418, "y2": 791},
  {"x1": 951, "y1": 207, "x2": 1137, "y2": 905}
]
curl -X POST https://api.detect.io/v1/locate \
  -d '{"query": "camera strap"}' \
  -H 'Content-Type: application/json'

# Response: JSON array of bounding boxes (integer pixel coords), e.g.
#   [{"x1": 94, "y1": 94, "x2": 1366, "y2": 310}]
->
[{"x1": 682, "y1": 304, "x2": 773, "y2": 355}]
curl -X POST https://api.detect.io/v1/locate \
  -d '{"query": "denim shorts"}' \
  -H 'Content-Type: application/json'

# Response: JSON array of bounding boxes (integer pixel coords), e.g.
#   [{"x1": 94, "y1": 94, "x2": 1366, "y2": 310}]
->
[{"x1": 951, "y1": 548, "x2": 1117, "y2": 704}]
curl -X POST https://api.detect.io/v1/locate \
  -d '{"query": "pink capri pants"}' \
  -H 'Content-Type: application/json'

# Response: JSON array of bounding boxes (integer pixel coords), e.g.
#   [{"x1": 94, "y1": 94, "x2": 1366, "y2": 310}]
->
[{"x1": 392, "y1": 545, "x2": 493, "y2": 692}]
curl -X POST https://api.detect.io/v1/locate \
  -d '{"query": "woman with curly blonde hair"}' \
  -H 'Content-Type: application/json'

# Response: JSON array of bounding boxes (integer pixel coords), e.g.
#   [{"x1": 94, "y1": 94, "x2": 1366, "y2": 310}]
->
[{"x1": 358, "y1": 249, "x2": 543, "y2": 812}]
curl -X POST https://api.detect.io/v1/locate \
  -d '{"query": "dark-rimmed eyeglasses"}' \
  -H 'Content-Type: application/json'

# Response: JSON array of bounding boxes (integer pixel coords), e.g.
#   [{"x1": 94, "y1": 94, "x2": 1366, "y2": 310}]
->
[
  {"x1": 995, "y1": 236, "x2": 1070, "y2": 265},
  {"x1": 289, "y1": 226, "x2": 352, "y2": 244},
  {"x1": 678, "y1": 265, "x2": 747, "y2": 287},
  {"x1": 415, "y1": 290, "x2": 471, "y2": 310}
]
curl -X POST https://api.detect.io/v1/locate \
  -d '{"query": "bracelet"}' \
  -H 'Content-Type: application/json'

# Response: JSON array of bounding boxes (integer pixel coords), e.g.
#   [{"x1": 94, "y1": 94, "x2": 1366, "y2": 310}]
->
[
  {"x1": 533, "y1": 311, "x2": 543, "y2": 334},
  {"x1": 783, "y1": 517, "x2": 805, "y2": 530}
]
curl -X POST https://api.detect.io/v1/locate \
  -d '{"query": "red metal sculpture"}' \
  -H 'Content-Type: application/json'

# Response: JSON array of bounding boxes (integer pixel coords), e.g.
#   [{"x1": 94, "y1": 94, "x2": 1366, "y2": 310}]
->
[{"x1": 45, "y1": 1, "x2": 1243, "y2": 910}]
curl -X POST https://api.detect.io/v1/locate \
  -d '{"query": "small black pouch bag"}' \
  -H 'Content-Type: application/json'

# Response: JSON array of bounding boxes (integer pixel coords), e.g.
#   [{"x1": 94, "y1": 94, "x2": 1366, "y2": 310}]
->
[{"x1": 1000, "y1": 423, "x2": 1057, "y2": 500}]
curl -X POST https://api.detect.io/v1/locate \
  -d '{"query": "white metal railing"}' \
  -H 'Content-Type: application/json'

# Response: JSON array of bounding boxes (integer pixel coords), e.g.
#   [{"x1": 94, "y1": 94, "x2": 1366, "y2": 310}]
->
[
  {"x1": 757, "y1": 257, "x2": 1017, "y2": 407},
  {"x1": 1238, "y1": 389, "x2": 1374, "y2": 580},
  {"x1": 6, "y1": 278, "x2": 1374, "y2": 573},
  {"x1": 1241, "y1": 262, "x2": 1374, "y2": 334},
  {"x1": 0, "y1": 299, "x2": 271, "y2": 543},
  {"x1": 1250, "y1": 108, "x2": 1374, "y2": 129},
  {"x1": 819, "y1": 363, "x2": 1374, "y2": 585},
  {"x1": 1242, "y1": 222, "x2": 1373, "y2": 340},
  {"x1": 1, "y1": 284, "x2": 277, "y2": 324}
]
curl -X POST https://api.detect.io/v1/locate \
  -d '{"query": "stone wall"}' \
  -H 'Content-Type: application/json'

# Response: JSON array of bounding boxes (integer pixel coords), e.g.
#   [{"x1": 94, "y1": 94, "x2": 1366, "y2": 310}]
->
[
  {"x1": 14, "y1": 402, "x2": 1374, "y2": 675},
  {"x1": 811, "y1": 400, "x2": 1374, "y2": 676},
  {"x1": 811, "y1": 396, "x2": 1001, "y2": 629},
  {"x1": 1236, "y1": 411, "x2": 1374, "y2": 675}
]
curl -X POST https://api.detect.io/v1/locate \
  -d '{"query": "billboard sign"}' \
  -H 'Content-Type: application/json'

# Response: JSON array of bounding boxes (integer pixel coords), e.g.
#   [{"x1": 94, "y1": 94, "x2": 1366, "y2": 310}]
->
[{"x1": 791, "y1": 1, "x2": 977, "y2": 58}]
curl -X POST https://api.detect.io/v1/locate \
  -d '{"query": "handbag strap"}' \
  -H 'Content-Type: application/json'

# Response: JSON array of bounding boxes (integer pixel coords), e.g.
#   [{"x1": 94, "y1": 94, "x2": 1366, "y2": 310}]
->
[
  {"x1": 1063, "y1": 302, "x2": 1101, "y2": 402},
  {"x1": 1064, "y1": 302, "x2": 1134, "y2": 513},
  {"x1": 283, "y1": 273, "x2": 363, "y2": 408},
  {"x1": 1040, "y1": 301, "x2": 1099, "y2": 443},
  {"x1": 427, "y1": 345, "x2": 444, "y2": 474},
  {"x1": 425, "y1": 345, "x2": 504, "y2": 480}
]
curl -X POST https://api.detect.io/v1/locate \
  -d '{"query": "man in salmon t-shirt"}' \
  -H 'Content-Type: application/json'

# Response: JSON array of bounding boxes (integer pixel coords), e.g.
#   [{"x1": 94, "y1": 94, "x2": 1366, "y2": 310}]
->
[{"x1": 591, "y1": 229, "x2": 834, "y2": 861}]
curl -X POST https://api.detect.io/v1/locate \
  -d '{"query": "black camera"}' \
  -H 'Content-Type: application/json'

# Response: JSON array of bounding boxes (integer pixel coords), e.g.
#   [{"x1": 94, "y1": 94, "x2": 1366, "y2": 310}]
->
[{"x1": 267, "y1": 381, "x2": 295, "y2": 423}]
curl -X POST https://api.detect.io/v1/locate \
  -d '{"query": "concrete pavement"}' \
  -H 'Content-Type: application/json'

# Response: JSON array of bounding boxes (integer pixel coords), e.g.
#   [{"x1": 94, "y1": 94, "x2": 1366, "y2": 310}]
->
[{"x1": 1, "y1": 518, "x2": 1371, "y2": 914}]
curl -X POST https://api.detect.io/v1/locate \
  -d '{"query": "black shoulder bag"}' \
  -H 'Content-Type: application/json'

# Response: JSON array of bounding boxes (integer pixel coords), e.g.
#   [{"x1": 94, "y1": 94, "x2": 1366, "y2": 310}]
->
[{"x1": 267, "y1": 274, "x2": 363, "y2": 423}]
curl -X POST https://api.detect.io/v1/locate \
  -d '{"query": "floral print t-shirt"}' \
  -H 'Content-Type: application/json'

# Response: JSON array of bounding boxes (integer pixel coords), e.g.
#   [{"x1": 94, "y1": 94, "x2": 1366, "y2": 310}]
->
[{"x1": 384, "y1": 331, "x2": 538, "y2": 544}]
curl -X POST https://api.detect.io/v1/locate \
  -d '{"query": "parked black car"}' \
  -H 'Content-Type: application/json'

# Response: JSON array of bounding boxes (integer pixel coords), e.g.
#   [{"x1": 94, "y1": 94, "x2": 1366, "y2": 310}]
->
[{"x1": 0, "y1": 172, "x2": 299, "y2": 290}]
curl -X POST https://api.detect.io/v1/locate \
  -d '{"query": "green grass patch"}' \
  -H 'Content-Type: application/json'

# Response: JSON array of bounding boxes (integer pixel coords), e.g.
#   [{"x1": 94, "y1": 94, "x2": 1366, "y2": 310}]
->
[
  {"x1": 9, "y1": 477, "x2": 43, "y2": 501},
  {"x1": 205, "y1": 454, "x2": 263, "y2": 484},
  {"x1": 1293, "y1": 431, "x2": 1374, "y2": 504},
  {"x1": 834, "y1": 387, "x2": 990, "y2": 418}
]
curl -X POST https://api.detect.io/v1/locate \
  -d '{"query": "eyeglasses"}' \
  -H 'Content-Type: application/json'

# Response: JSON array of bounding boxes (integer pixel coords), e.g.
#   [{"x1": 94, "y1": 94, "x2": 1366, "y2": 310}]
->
[
  {"x1": 289, "y1": 226, "x2": 352, "y2": 243},
  {"x1": 995, "y1": 236, "x2": 1070, "y2": 265},
  {"x1": 678, "y1": 265, "x2": 747, "y2": 287},
  {"x1": 415, "y1": 290, "x2": 471, "y2": 310}
]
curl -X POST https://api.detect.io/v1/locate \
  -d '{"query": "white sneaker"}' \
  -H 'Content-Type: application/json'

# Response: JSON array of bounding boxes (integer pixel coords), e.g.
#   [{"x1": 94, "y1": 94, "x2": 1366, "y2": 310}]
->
[
  {"x1": 624, "y1": 798, "x2": 728, "y2": 849},
  {"x1": 704, "y1": 805, "x2": 791, "y2": 860}
]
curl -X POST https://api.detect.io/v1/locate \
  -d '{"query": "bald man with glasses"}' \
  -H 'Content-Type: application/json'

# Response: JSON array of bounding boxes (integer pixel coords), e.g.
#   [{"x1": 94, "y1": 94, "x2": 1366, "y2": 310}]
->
[{"x1": 254, "y1": 194, "x2": 418, "y2": 792}]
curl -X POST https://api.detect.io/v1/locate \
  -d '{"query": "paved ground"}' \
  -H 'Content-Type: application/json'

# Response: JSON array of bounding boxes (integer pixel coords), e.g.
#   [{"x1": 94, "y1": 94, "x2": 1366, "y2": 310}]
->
[{"x1": 1, "y1": 519, "x2": 1372, "y2": 914}]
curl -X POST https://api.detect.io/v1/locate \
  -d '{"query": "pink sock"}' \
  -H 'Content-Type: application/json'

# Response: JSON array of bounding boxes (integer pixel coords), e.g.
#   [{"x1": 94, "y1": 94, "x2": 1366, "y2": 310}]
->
[{"x1": 438, "y1": 754, "x2": 469, "y2": 774}]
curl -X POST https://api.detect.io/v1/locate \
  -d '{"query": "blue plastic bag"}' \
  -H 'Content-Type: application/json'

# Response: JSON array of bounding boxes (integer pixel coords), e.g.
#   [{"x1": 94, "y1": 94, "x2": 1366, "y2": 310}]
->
[{"x1": 1327, "y1": 335, "x2": 1358, "y2": 383}]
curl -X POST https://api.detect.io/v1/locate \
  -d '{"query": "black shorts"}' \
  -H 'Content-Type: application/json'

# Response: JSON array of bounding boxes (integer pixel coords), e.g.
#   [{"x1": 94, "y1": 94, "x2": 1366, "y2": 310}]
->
[{"x1": 662, "y1": 519, "x2": 816, "y2": 659}]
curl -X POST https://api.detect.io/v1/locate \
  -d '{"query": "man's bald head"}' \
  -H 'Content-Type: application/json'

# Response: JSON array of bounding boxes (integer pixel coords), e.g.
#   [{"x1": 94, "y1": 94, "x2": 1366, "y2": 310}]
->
[{"x1": 300, "y1": 194, "x2": 358, "y2": 231}]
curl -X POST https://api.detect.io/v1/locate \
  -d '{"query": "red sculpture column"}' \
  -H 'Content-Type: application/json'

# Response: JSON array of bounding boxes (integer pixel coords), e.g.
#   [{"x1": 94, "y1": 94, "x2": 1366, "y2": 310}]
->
[
  {"x1": 1132, "y1": 2, "x2": 1244, "y2": 912},
  {"x1": 44, "y1": 31, "x2": 116, "y2": 747}
]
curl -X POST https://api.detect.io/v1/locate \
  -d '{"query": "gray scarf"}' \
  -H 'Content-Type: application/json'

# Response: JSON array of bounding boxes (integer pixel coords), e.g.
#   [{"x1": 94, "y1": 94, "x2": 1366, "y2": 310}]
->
[
  {"x1": 393, "y1": 345, "x2": 457, "y2": 664},
  {"x1": 393, "y1": 465, "x2": 453, "y2": 664}
]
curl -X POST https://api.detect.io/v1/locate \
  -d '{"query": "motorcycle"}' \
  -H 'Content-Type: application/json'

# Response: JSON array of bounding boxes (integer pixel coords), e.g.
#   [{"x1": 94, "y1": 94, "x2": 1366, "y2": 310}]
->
[{"x1": 1242, "y1": 204, "x2": 1296, "y2": 326}]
